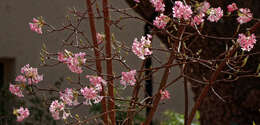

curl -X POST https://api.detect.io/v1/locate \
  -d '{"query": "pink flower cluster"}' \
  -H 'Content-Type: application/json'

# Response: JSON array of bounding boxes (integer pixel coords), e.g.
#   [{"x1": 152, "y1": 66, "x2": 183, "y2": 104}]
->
[
  {"x1": 60, "y1": 88, "x2": 79, "y2": 106},
  {"x1": 58, "y1": 50, "x2": 86, "y2": 74},
  {"x1": 153, "y1": 13, "x2": 169, "y2": 29},
  {"x1": 86, "y1": 75, "x2": 107, "y2": 91},
  {"x1": 207, "y1": 7, "x2": 223, "y2": 22},
  {"x1": 150, "y1": 0, "x2": 165, "y2": 12},
  {"x1": 198, "y1": 1, "x2": 210, "y2": 13},
  {"x1": 134, "y1": 0, "x2": 140, "y2": 3},
  {"x1": 120, "y1": 70, "x2": 136, "y2": 87},
  {"x1": 96, "y1": 33, "x2": 105, "y2": 45},
  {"x1": 192, "y1": 13, "x2": 205, "y2": 26},
  {"x1": 132, "y1": 34, "x2": 152, "y2": 60},
  {"x1": 49, "y1": 100, "x2": 70, "y2": 120},
  {"x1": 9, "y1": 84, "x2": 24, "y2": 97},
  {"x1": 160, "y1": 90, "x2": 170, "y2": 100},
  {"x1": 80, "y1": 86, "x2": 103, "y2": 105},
  {"x1": 237, "y1": 33, "x2": 257, "y2": 51},
  {"x1": 237, "y1": 8, "x2": 253, "y2": 24},
  {"x1": 9, "y1": 64, "x2": 43, "y2": 97},
  {"x1": 29, "y1": 18, "x2": 43, "y2": 34},
  {"x1": 14, "y1": 107, "x2": 30, "y2": 122},
  {"x1": 20, "y1": 64, "x2": 43, "y2": 85},
  {"x1": 172, "y1": 1, "x2": 193, "y2": 20},
  {"x1": 227, "y1": 3, "x2": 238, "y2": 13}
]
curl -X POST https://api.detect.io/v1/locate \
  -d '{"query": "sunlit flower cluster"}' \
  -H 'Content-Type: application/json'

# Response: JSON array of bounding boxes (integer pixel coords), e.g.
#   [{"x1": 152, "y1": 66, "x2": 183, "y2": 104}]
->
[
  {"x1": 132, "y1": 34, "x2": 152, "y2": 60},
  {"x1": 20, "y1": 64, "x2": 43, "y2": 85},
  {"x1": 13, "y1": 107, "x2": 30, "y2": 122},
  {"x1": 150, "y1": 0, "x2": 165, "y2": 12},
  {"x1": 80, "y1": 86, "x2": 103, "y2": 105},
  {"x1": 29, "y1": 18, "x2": 43, "y2": 34},
  {"x1": 153, "y1": 13, "x2": 169, "y2": 29},
  {"x1": 207, "y1": 7, "x2": 223, "y2": 22},
  {"x1": 60, "y1": 88, "x2": 79, "y2": 106},
  {"x1": 227, "y1": 3, "x2": 238, "y2": 13},
  {"x1": 49, "y1": 100, "x2": 70, "y2": 120},
  {"x1": 120, "y1": 70, "x2": 136, "y2": 87},
  {"x1": 9, "y1": 64, "x2": 43, "y2": 97},
  {"x1": 58, "y1": 50, "x2": 86, "y2": 74},
  {"x1": 9, "y1": 84, "x2": 24, "y2": 97},
  {"x1": 86, "y1": 75, "x2": 107, "y2": 91},
  {"x1": 237, "y1": 8, "x2": 253, "y2": 24},
  {"x1": 172, "y1": 1, "x2": 193, "y2": 20},
  {"x1": 237, "y1": 33, "x2": 257, "y2": 51}
]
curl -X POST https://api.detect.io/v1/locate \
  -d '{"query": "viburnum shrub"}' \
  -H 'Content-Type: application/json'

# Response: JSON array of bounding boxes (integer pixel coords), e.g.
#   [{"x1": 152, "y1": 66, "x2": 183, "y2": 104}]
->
[{"x1": 9, "y1": 0, "x2": 259, "y2": 125}]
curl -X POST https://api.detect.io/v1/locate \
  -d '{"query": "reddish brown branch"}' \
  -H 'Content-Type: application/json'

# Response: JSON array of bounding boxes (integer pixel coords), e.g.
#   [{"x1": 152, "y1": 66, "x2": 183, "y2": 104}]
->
[
  {"x1": 186, "y1": 45, "x2": 238, "y2": 125},
  {"x1": 85, "y1": 0, "x2": 108, "y2": 124},
  {"x1": 102, "y1": 0, "x2": 116, "y2": 124}
]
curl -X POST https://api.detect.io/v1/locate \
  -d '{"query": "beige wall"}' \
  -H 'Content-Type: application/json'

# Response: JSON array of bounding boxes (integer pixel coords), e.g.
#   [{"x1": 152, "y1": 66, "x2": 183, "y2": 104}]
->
[{"x1": 0, "y1": 0, "x2": 194, "y2": 122}]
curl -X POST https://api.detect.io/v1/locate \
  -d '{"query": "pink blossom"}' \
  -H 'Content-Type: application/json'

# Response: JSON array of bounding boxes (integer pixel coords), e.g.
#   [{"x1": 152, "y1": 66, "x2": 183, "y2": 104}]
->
[
  {"x1": 57, "y1": 52, "x2": 67, "y2": 62},
  {"x1": 198, "y1": 1, "x2": 210, "y2": 13},
  {"x1": 134, "y1": 0, "x2": 140, "y2": 3},
  {"x1": 29, "y1": 18, "x2": 43, "y2": 34},
  {"x1": 172, "y1": 1, "x2": 193, "y2": 20},
  {"x1": 15, "y1": 75, "x2": 27, "y2": 83},
  {"x1": 132, "y1": 34, "x2": 152, "y2": 60},
  {"x1": 160, "y1": 90, "x2": 170, "y2": 100},
  {"x1": 207, "y1": 7, "x2": 223, "y2": 22},
  {"x1": 80, "y1": 86, "x2": 103, "y2": 105},
  {"x1": 237, "y1": 33, "x2": 257, "y2": 51},
  {"x1": 237, "y1": 8, "x2": 253, "y2": 24},
  {"x1": 86, "y1": 75, "x2": 107, "y2": 91},
  {"x1": 153, "y1": 13, "x2": 169, "y2": 29},
  {"x1": 49, "y1": 100, "x2": 65, "y2": 120},
  {"x1": 227, "y1": 3, "x2": 238, "y2": 13},
  {"x1": 14, "y1": 107, "x2": 30, "y2": 122},
  {"x1": 96, "y1": 33, "x2": 105, "y2": 45},
  {"x1": 9, "y1": 84, "x2": 24, "y2": 97},
  {"x1": 21, "y1": 64, "x2": 43, "y2": 85},
  {"x1": 60, "y1": 88, "x2": 78, "y2": 106},
  {"x1": 191, "y1": 13, "x2": 205, "y2": 26},
  {"x1": 59, "y1": 50, "x2": 86, "y2": 74},
  {"x1": 120, "y1": 70, "x2": 136, "y2": 87},
  {"x1": 150, "y1": 0, "x2": 165, "y2": 12}
]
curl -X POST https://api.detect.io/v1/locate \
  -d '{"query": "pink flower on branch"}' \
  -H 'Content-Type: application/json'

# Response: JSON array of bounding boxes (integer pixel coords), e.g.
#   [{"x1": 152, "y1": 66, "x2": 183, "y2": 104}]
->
[
  {"x1": 9, "y1": 84, "x2": 24, "y2": 97},
  {"x1": 198, "y1": 1, "x2": 210, "y2": 13},
  {"x1": 134, "y1": 0, "x2": 140, "y2": 3},
  {"x1": 29, "y1": 18, "x2": 43, "y2": 34},
  {"x1": 227, "y1": 3, "x2": 238, "y2": 13},
  {"x1": 80, "y1": 86, "x2": 103, "y2": 105},
  {"x1": 160, "y1": 90, "x2": 170, "y2": 100},
  {"x1": 191, "y1": 13, "x2": 205, "y2": 26},
  {"x1": 172, "y1": 1, "x2": 193, "y2": 20},
  {"x1": 237, "y1": 8, "x2": 253, "y2": 24},
  {"x1": 153, "y1": 13, "x2": 169, "y2": 29},
  {"x1": 120, "y1": 70, "x2": 136, "y2": 87},
  {"x1": 132, "y1": 34, "x2": 152, "y2": 60},
  {"x1": 86, "y1": 75, "x2": 107, "y2": 91},
  {"x1": 58, "y1": 50, "x2": 86, "y2": 74},
  {"x1": 15, "y1": 75, "x2": 27, "y2": 83},
  {"x1": 150, "y1": 0, "x2": 165, "y2": 12},
  {"x1": 60, "y1": 88, "x2": 79, "y2": 106},
  {"x1": 49, "y1": 100, "x2": 65, "y2": 120},
  {"x1": 207, "y1": 7, "x2": 223, "y2": 22},
  {"x1": 237, "y1": 33, "x2": 256, "y2": 51},
  {"x1": 14, "y1": 107, "x2": 30, "y2": 122},
  {"x1": 21, "y1": 64, "x2": 43, "y2": 85}
]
